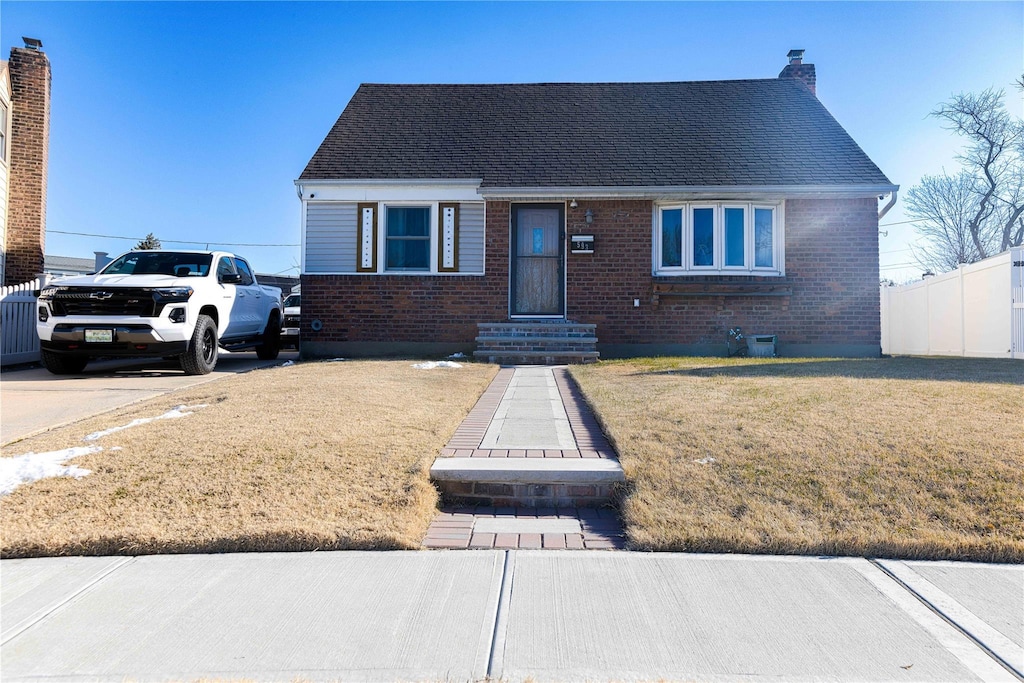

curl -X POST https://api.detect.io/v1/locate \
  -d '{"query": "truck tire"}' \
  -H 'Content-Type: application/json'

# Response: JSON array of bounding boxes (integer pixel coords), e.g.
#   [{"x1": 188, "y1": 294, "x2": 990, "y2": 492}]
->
[
  {"x1": 255, "y1": 313, "x2": 281, "y2": 360},
  {"x1": 181, "y1": 314, "x2": 218, "y2": 375},
  {"x1": 40, "y1": 350, "x2": 89, "y2": 375}
]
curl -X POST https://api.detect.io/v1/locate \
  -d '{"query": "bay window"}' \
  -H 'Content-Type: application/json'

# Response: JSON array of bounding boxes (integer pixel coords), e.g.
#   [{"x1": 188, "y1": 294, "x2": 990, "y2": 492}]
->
[{"x1": 656, "y1": 202, "x2": 783, "y2": 275}]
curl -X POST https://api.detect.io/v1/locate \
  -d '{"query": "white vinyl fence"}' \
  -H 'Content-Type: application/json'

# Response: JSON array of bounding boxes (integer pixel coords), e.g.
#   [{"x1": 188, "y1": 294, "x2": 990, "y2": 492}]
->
[
  {"x1": 880, "y1": 247, "x2": 1024, "y2": 359},
  {"x1": 1, "y1": 275, "x2": 46, "y2": 366}
]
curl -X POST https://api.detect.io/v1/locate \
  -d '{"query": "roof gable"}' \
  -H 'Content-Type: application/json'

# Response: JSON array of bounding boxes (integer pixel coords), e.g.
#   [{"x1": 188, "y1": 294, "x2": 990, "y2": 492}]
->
[{"x1": 300, "y1": 79, "x2": 892, "y2": 189}]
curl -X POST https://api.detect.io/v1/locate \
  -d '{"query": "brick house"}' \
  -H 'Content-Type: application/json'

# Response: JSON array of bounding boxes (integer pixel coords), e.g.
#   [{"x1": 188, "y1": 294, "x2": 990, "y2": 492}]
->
[
  {"x1": 295, "y1": 51, "x2": 897, "y2": 360},
  {"x1": 1, "y1": 38, "x2": 51, "y2": 287}
]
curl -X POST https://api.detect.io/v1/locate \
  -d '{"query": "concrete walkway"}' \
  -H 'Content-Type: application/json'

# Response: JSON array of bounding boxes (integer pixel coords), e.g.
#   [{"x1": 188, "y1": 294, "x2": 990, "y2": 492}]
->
[{"x1": 2, "y1": 552, "x2": 1021, "y2": 682}]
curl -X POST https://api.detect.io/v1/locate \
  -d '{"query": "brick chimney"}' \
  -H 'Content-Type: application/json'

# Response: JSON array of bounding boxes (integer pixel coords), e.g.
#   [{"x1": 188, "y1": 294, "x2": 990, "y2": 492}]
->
[
  {"x1": 778, "y1": 48, "x2": 816, "y2": 96},
  {"x1": 4, "y1": 37, "x2": 50, "y2": 286}
]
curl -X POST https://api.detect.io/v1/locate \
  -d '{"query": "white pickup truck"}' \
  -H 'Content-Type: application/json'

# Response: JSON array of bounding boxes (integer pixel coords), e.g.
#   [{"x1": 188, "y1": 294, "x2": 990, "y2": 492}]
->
[{"x1": 36, "y1": 250, "x2": 283, "y2": 375}]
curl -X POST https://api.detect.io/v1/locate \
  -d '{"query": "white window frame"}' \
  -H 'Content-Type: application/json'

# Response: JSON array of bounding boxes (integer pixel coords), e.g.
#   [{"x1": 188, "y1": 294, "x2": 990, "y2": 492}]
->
[{"x1": 654, "y1": 201, "x2": 785, "y2": 276}]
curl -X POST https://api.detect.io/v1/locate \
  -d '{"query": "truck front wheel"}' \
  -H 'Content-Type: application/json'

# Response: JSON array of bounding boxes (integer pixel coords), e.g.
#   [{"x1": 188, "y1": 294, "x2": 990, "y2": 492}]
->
[
  {"x1": 40, "y1": 350, "x2": 89, "y2": 375},
  {"x1": 181, "y1": 314, "x2": 218, "y2": 375}
]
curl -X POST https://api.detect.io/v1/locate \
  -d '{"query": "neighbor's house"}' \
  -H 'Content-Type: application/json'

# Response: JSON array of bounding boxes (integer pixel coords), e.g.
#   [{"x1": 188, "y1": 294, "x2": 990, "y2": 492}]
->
[
  {"x1": 295, "y1": 50, "x2": 898, "y2": 360},
  {"x1": 1, "y1": 38, "x2": 50, "y2": 288}
]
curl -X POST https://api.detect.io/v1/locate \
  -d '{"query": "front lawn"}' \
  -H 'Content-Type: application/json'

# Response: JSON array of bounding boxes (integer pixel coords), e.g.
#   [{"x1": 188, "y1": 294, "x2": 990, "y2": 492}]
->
[
  {"x1": 571, "y1": 357, "x2": 1024, "y2": 562},
  {"x1": 1, "y1": 360, "x2": 497, "y2": 557}
]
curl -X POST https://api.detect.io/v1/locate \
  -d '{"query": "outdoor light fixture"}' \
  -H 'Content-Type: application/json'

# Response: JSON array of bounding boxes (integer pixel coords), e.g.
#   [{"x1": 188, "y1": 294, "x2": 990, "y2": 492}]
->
[
  {"x1": 569, "y1": 199, "x2": 578, "y2": 208},
  {"x1": 585, "y1": 209, "x2": 594, "y2": 224}
]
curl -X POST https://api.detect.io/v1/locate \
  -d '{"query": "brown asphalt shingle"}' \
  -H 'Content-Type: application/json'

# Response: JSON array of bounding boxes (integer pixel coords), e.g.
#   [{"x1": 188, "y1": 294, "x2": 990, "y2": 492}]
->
[{"x1": 299, "y1": 79, "x2": 892, "y2": 188}]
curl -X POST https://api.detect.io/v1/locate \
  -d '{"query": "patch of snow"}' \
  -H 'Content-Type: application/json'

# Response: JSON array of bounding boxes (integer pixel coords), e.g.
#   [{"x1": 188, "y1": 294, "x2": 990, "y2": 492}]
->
[
  {"x1": 280, "y1": 360, "x2": 295, "y2": 367},
  {"x1": 109, "y1": 446, "x2": 123, "y2": 451},
  {"x1": 329, "y1": 358, "x2": 348, "y2": 362},
  {"x1": 693, "y1": 457, "x2": 717, "y2": 465},
  {"x1": 448, "y1": 352, "x2": 467, "y2": 359},
  {"x1": 412, "y1": 361, "x2": 463, "y2": 369},
  {"x1": 0, "y1": 446, "x2": 101, "y2": 496},
  {"x1": 83, "y1": 404, "x2": 208, "y2": 441}
]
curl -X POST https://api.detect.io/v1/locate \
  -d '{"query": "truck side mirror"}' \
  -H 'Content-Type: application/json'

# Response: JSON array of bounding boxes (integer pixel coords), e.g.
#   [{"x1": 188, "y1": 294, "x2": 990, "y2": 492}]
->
[{"x1": 220, "y1": 272, "x2": 242, "y2": 284}]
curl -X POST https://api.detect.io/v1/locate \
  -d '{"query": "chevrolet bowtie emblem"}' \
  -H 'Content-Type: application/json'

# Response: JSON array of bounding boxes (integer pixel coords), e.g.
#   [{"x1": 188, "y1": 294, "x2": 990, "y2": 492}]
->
[{"x1": 89, "y1": 291, "x2": 114, "y2": 300}]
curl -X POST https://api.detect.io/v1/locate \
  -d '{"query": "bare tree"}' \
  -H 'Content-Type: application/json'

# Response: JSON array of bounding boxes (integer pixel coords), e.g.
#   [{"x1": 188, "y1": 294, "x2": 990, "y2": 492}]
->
[
  {"x1": 906, "y1": 86, "x2": 1023, "y2": 271},
  {"x1": 906, "y1": 172, "x2": 987, "y2": 272},
  {"x1": 135, "y1": 233, "x2": 162, "y2": 250}
]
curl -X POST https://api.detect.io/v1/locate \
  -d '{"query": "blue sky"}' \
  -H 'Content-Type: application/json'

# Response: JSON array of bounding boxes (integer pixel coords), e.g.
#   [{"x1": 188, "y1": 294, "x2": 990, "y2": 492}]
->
[{"x1": 3, "y1": 1, "x2": 1022, "y2": 281}]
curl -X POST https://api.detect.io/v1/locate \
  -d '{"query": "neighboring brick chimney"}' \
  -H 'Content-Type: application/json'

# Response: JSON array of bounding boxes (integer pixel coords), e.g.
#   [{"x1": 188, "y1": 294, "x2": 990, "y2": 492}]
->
[
  {"x1": 4, "y1": 37, "x2": 50, "y2": 286},
  {"x1": 778, "y1": 48, "x2": 816, "y2": 96}
]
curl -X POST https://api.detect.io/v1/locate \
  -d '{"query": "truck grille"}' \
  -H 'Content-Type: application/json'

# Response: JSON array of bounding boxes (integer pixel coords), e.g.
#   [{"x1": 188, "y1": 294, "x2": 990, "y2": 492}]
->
[
  {"x1": 284, "y1": 314, "x2": 300, "y2": 327},
  {"x1": 50, "y1": 288, "x2": 160, "y2": 317}
]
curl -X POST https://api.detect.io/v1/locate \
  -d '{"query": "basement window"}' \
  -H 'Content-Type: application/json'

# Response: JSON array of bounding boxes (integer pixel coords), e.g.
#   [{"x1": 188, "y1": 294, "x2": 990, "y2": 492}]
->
[{"x1": 655, "y1": 202, "x2": 783, "y2": 275}]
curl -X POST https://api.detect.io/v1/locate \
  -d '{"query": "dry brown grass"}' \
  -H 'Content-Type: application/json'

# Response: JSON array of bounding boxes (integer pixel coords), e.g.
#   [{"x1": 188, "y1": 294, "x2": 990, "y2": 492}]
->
[
  {"x1": 571, "y1": 356, "x2": 1024, "y2": 562},
  {"x1": 1, "y1": 360, "x2": 497, "y2": 558}
]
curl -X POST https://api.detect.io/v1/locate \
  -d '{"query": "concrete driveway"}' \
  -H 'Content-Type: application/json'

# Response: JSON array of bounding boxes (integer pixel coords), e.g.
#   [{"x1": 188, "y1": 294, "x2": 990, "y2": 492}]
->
[{"x1": 0, "y1": 350, "x2": 298, "y2": 445}]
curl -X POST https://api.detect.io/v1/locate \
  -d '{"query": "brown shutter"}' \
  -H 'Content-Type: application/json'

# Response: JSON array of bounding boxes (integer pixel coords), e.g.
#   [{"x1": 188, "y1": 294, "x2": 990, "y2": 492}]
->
[
  {"x1": 438, "y1": 203, "x2": 460, "y2": 273},
  {"x1": 356, "y1": 203, "x2": 378, "y2": 273}
]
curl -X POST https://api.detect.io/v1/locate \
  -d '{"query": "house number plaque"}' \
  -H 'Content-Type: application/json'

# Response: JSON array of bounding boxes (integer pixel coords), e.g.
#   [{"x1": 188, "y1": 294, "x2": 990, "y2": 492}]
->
[{"x1": 571, "y1": 235, "x2": 595, "y2": 254}]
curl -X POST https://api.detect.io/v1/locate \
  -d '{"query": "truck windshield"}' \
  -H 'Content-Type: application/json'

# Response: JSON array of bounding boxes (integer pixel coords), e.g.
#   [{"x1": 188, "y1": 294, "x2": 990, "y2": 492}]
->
[
  {"x1": 100, "y1": 252, "x2": 213, "y2": 277},
  {"x1": 284, "y1": 295, "x2": 301, "y2": 307}
]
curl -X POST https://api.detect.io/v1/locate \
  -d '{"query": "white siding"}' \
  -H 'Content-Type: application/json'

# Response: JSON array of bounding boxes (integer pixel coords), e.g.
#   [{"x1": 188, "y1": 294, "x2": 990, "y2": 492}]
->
[
  {"x1": 459, "y1": 202, "x2": 485, "y2": 274},
  {"x1": 305, "y1": 202, "x2": 358, "y2": 273}
]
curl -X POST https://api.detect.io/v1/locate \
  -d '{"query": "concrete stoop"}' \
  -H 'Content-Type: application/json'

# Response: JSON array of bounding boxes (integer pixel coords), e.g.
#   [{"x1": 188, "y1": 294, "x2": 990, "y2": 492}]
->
[{"x1": 430, "y1": 458, "x2": 625, "y2": 507}]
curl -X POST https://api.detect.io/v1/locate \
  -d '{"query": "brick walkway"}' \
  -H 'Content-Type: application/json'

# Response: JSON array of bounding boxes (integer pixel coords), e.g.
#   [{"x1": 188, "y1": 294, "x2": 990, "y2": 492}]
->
[
  {"x1": 437, "y1": 367, "x2": 617, "y2": 459},
  {"x1": 423, "y1": 506, "x2": 626, "y2": 550}
]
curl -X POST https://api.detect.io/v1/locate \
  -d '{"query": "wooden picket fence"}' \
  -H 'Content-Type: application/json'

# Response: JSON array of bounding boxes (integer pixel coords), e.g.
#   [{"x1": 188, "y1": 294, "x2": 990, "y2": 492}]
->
[{"x1": 1, "y1": 275, "x2": 46, "y2": 366}]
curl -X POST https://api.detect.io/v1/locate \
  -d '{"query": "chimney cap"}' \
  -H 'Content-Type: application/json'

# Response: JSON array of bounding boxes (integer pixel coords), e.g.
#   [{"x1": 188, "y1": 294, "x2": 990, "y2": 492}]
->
[
  {"x1": 787, "y1": 48, "x2": 805, "y2": 64},
  {"x1": 22, "y1": 37, "x2": 43, "y2": 50}
]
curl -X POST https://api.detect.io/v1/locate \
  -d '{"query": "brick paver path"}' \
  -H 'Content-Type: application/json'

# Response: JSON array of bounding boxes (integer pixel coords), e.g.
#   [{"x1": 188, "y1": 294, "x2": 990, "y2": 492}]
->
[{"x1": 423, "y1": 506, "x2": 626, "y2": 550}]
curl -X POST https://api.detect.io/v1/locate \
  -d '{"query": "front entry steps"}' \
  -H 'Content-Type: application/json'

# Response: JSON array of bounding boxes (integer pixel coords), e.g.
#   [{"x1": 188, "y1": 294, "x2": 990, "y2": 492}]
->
[{"x1": 474, "y1": 321, "x2": 599, "y2": 365}]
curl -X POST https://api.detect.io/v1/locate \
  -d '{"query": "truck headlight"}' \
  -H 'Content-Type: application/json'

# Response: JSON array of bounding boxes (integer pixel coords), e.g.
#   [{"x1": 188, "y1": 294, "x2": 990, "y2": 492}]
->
[
  {"x1": 153, "y1": 287, "x2": 194, "y2": 303},
  {"x1": 37, "y1": 286, "x2": 60, "y2": 300}
]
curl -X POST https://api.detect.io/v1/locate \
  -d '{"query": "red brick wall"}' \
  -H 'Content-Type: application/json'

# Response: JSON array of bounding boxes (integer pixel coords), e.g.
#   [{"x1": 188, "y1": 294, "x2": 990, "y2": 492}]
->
[
  {"x1": 302, "y1": 197, "x2": 881, "y2": 356},
  {"x1": 4, "y1": 46, "x2": 50, "y2": 286}
]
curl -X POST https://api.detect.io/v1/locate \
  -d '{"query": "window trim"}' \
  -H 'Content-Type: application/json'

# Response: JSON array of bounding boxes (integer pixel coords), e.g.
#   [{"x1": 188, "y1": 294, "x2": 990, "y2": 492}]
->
[{"x1": 654, "y1": 201, "x2": 785, "y2": 276}]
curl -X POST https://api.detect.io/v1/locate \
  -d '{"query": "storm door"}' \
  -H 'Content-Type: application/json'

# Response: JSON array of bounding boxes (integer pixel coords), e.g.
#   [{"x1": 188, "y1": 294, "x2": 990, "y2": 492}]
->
[{"x1": 511, "y1": 204, "x2": 565, "y2": 316}]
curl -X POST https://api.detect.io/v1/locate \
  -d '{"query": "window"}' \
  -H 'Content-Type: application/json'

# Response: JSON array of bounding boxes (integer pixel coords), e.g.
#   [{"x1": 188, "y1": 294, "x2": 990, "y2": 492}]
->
[
  {"x1": 385, "y1": 206, "x2": 431, "y2": 271},
  {"x1": 101, "y1": 252, "x2": 212, "y2": 276},
  {"x1": 655, "y1": 202, "x2": 782, "y2": 275},
  {"x1": 232, "y1": 258, "x2": 255, "y2": 285},
  {"x1": 661, "y1": 208, "x2": 682, "y2": 267},
  {"x1": 0, "y1": 101, "x2": 7, "y2": 163},
  {"x1": 217, "y1": 257, "x2": 236, "y2": 281}
]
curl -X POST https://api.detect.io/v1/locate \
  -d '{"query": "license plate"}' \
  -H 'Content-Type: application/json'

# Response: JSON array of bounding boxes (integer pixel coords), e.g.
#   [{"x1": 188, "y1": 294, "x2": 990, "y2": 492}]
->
[{"x1": 84, "y1": 329, "x2": 113, "y2": 343}]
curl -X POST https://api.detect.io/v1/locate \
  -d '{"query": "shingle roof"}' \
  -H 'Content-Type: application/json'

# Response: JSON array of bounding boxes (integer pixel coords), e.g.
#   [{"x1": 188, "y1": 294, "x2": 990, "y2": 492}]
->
[{"x1": 299, "y1": 79, "x2": 892, "y2": 188}]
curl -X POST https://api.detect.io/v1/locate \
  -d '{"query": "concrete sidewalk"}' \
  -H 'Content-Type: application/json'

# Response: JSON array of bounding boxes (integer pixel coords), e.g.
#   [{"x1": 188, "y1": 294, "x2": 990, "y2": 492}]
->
[{"x1": 2, "y1": 550, "x2": 1021, "y2": 682}]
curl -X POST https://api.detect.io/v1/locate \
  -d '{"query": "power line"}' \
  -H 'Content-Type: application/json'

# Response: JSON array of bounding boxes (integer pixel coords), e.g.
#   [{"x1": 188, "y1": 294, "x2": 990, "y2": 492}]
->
[
  {"x1": 47, "y1": 229, "x2": 299, "y2": 248},
  {"x1": 878, "y1": 218, "x2": 924, "y2": 228}
]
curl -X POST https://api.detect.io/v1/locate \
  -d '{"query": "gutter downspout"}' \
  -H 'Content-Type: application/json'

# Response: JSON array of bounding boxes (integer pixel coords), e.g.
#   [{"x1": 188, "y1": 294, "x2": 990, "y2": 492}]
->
[{"x1": 878, "y1": 190, "x2": 898, "y2": 220}]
